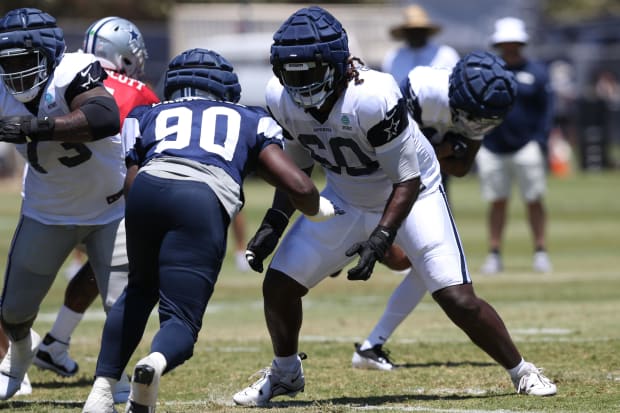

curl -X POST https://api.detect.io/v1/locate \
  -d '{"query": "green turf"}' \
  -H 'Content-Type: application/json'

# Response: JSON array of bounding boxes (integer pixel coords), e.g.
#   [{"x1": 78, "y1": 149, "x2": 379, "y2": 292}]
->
[{"x1": 0, "y1": 170, "x2": 618, "y2": 412}]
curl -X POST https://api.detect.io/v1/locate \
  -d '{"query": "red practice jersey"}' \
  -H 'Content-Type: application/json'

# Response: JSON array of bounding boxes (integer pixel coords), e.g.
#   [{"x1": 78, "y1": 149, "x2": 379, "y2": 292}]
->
[{"x1": 103, "y1": 69, "x2": 160, "y2": 126}]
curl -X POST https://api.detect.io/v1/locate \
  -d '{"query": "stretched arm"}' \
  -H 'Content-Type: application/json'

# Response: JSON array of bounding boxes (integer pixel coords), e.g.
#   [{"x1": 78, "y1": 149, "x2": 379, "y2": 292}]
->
[
  {"x1": 244, "y1": 144, "x2": 317, "y2": 273},
  {"x1": 256, "y1": 144, "x2": 318, "y2": 216}
]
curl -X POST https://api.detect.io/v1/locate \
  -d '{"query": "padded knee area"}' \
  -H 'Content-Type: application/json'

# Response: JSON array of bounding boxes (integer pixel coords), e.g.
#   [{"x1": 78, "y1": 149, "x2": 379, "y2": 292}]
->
[
  {"x1": 0, "y1": 317, "x2": 35, "y2": 342},
  {"x1": 263, "y1": 269, "x2": 308, "y2": 301},
  {"x1": 434, "y1": 285, "x2": 482, "y2": 325}
]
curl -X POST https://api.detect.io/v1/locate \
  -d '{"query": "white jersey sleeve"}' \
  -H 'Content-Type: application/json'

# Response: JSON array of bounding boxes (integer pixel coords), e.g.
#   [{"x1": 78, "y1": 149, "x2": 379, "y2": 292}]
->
[{"x1": 1, "y1": 52, "x2": 125, "y2": 225}]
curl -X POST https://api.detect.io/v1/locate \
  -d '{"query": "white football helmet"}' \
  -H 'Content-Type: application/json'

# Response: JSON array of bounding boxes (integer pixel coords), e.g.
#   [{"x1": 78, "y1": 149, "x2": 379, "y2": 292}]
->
[{"x1": 82, "y1": 17, "x2": 148, "y2": 79}]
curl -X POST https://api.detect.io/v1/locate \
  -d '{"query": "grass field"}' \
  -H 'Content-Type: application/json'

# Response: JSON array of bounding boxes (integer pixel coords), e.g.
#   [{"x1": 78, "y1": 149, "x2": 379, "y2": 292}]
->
[{"x1": 0, "y1": 170, "x2": 618, "y2": 413}]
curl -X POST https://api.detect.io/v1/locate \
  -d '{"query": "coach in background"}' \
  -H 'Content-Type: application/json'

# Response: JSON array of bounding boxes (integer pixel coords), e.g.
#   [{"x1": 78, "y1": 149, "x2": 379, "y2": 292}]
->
[{"x1": 477, "y1": 17, "x2": 555, "y2": 275}]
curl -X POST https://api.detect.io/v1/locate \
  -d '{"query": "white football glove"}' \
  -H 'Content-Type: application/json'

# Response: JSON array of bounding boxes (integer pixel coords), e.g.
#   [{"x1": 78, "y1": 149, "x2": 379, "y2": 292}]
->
[{"x1": 306, "y1": 196, "x2": 345, "y2": 222}]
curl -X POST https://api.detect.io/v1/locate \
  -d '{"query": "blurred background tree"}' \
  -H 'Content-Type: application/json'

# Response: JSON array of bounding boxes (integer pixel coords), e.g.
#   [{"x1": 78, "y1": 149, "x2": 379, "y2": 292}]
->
[{"x1": 544, "y1": 0, "x2": 620, "y2": 22}]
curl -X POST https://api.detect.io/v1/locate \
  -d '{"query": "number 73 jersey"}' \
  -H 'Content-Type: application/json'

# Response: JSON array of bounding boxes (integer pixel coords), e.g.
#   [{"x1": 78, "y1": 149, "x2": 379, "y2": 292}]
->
[{"x1": 0, "y1": 53, "x2": 125, "y2": 226}]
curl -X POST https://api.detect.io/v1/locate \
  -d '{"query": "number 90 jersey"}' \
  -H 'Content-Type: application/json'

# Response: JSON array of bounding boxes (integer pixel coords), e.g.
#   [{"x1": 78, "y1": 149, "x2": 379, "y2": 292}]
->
[
  {"x1": 123, "y1": 97, "x2": 284, "y2": 217},
  {"x1": 266, "y1": 68, "x2": 436, "y2": 212},
  {"x1": 0, "y1": 53, "x2": 125, "y2": 225}
]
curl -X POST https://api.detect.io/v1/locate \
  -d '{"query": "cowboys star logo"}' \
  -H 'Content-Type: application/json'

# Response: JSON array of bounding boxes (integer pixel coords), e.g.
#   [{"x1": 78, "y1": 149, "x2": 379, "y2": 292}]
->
[
  {"x1": 383, "y1": 107, "x2": 400, "y2": 139},
  {"x1": 79, "y1": 65, "x2": 102, "y2": 88}
]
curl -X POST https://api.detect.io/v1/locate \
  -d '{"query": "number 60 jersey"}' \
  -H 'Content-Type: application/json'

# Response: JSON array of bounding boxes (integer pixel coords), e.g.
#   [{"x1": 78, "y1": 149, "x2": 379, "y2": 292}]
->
[
  {"x1": 0, "y1": 52, "x2": 125, "y2": 225},
  {"x1": 123, "y1": 96, "x2": 285, "y2": 219},
  {"x1": 266, "y1": 68, "x2": 441, "y2": 213}
]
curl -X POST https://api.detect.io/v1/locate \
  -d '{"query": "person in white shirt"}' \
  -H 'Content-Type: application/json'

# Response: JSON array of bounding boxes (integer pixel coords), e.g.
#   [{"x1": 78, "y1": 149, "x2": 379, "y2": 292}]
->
[{"x1": 231, "y1": 8, "x2": 556, "y2": 407}]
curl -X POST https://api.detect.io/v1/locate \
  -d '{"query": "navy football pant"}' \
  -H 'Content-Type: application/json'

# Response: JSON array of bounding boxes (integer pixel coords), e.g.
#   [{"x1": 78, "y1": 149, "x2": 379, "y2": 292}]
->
[{"x1": 95, "y1": 172, "x2": 229, "y2": 379}]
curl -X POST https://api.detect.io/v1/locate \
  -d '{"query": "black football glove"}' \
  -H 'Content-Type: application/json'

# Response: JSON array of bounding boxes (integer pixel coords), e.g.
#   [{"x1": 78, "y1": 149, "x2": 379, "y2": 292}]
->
[
  {"x1": 0, "y1": 116, "x2": 55, "y2": 144},
  {"x1": 245, "y1": 208, "x2": 289, "y2": 273},
  {"x1": 345, "y1": 225, "x2": 396, "y2": 281}
]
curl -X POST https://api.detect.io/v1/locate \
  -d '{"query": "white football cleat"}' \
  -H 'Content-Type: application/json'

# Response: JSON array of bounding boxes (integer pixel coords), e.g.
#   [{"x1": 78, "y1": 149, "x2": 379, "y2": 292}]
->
[
  {"x1": 13, "y1": 373, "x2": 32, "y2": 397},
  {"x1": 125, "y1": 353, "x2": 166, "y2": 413},
  {"x1": 351, "y1": 342, "x2": 394, "y2": 371},
  {"x1": 82, "y1": 377, "x2": 118, "y2": 413},
  {"x1": 0, "y1": 329, "x2": 40, "y2": 400},
  {"x1": 233, "y1": 360, "x2": 304, "y2": 406},
  {"x1": 514, "y1": 363, "x2": 557, "y2": 396}
]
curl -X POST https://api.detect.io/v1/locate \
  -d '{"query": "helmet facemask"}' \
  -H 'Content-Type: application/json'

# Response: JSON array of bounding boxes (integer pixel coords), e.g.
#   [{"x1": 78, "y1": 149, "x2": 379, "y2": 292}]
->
[
  {"x1": 0, "y1": 48, "x2": 49, "y2": 102},
  {"x1": 279, "y1": 61, "x2": 335, "y2": 109},
  {"x1": 451, "y1": 108, "x2": 503, "y2": 136},
  {"x1": 448, "y1": 51, "x2": 517, "y2": 136}
]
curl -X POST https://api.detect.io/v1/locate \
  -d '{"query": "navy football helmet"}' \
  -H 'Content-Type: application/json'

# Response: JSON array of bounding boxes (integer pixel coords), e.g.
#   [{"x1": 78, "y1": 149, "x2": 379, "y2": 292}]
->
[
  {"x1": 164, "y1": 48, "x2": 241, "y2": 103},
  {"x1": 82, "y1": 17, "x2": 148, "y2": 79},
  {"x1": 449, "y1": 51, "x2": 517, "y2": 136},
  {"x1": 0, "y1": 8, "x2": 65, "y2": 103},
  {"x1": 270, "y1": 6, "x2": 350, "y2": 109}
]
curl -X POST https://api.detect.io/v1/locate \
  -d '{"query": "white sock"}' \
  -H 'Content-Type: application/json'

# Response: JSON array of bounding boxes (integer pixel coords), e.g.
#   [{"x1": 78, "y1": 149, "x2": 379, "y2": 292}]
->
[
  {"x1": 507, "y1": 358, "x2": 528, "y2": 381},
  {"x1": 146, "y1": 352, "x2": 167, "y2": 375},
  {"x1": 273, "y1": 354, "x2": 301, "y2": 373},
  {"x1": 93, "y1": 376, "x2": 117, "y2": 392},
  {"x1": 49, "y1": 305, "x2": 84, "y2": 344},
  {"x1": 131, "y1": 352, "x2": 167, "y2": 406},
  {"x1": 361, "y1": 273, "x2": 426, "y2": 351}
]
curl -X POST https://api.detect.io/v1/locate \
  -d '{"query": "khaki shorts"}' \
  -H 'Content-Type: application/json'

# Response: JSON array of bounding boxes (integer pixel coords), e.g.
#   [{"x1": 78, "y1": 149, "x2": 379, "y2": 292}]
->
[{"x1": 475, "y1": 141, "x2": 547, "y2": 202}]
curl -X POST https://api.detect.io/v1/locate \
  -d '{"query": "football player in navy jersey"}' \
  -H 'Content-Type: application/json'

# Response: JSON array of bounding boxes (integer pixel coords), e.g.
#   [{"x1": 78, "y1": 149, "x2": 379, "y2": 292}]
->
[
  {"x1": 82, "y1": 48, "x2": 339, "y2": 413},
  {"x1": 233, "y1": 7, "x2": 556, "y2": 406},
  {"x1": 0, "y1": 8, "x2": 124, "y2": 400}
]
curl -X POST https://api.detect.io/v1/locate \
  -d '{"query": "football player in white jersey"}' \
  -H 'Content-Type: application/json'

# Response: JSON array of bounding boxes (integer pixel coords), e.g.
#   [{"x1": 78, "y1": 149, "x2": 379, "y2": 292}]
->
[
  {"x1": 233, "y1": 8, "x2": 556, "y2": 406},
  {"x1": 352, "y1": 50, "x2": 518, "y2": 365},
  {"x1": 28, "y1": 19, "x2": 159, "y2": 403},
  {"x1": 0, "y1": 8, "x2": 125, "y2": 400}
]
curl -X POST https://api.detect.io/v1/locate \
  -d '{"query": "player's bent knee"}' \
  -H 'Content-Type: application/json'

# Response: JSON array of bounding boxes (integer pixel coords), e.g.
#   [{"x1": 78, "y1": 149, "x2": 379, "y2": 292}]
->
[
  {"x1": 433, "y1": 284, "x2": 481, "y2": 322},
  {"x1": 0, "y1": 317, "x2": 35, "y2": 342},
  {"x1": 263, "y1": 268, "x2": 308, "y2": 300}
]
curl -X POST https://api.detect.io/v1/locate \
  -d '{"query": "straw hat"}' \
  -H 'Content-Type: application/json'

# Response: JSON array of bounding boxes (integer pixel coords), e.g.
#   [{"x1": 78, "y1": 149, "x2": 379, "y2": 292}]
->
[
  {"x1": 390, "y1": 5, "x2": 442, "y2": 40},
  {"x1": 490, "y1": 17, "x2": 529, "y2": 45}
]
